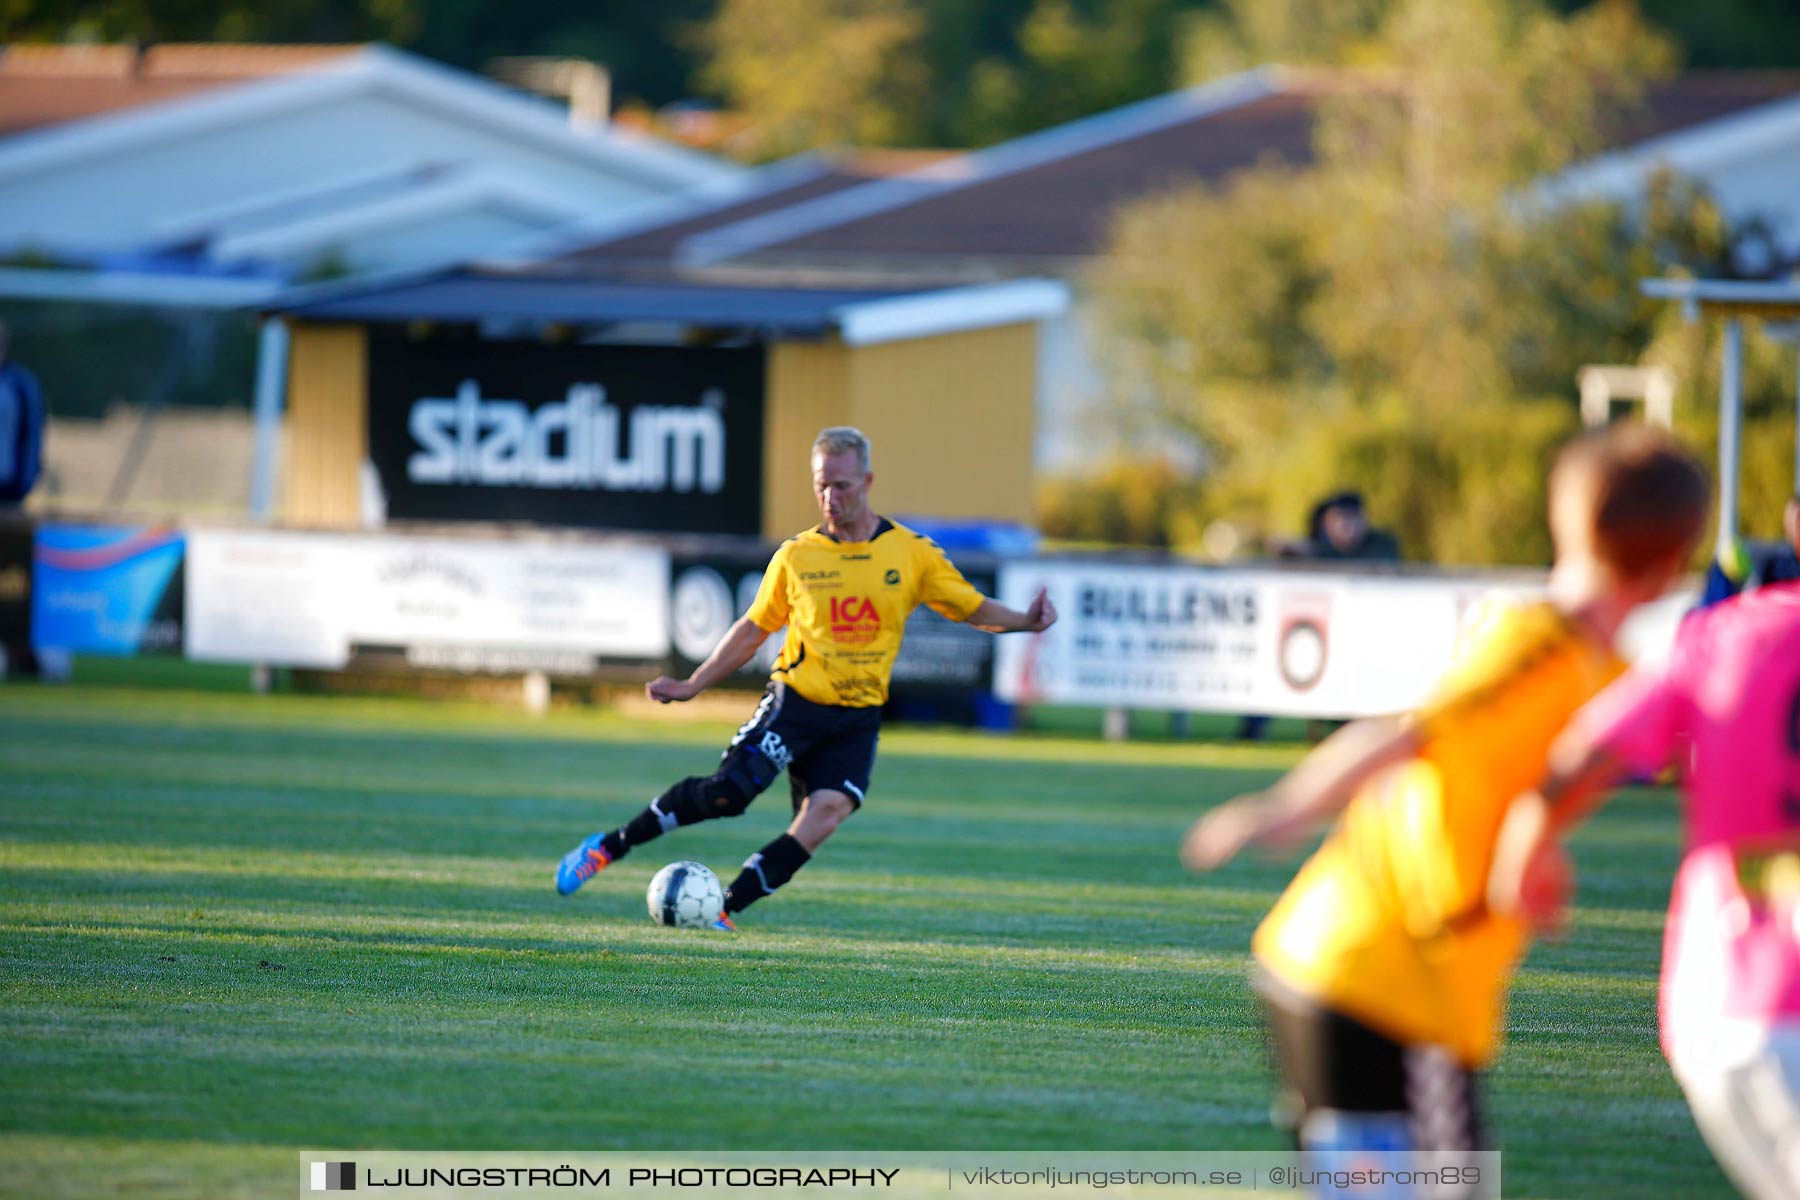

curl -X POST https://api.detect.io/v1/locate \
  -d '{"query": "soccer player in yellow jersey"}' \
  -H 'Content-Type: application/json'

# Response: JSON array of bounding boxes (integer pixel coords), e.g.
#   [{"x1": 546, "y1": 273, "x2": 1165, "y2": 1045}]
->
[
  {"x1": 1182, "y1": 425, "x2": 1707, "y2": 1160},
  {"x1": 556, "y1": 426, "x2": 1056, "y2": 926}
]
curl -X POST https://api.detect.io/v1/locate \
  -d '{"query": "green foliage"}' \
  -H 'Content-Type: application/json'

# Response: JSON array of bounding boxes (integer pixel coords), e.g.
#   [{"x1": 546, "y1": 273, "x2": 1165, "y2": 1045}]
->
[
  {"x1": 1183, "y1": 0, "x2": 1388, "y2": 82},
  {"x1": 953, "y1": 0, "x2": 1193, "y2": 146},
  {"x1": 1089, "y1": 0, "x2": 1787, "y2": 565},
  {"x1": 1, "y1": 0, "x2": 422, "y2": 45},
  {"x1": 1251, "y1": 393, "x2": 1577, "y2": 565},
  {"x1": 1642, "y1": 309, "x2": 1800, "y2": 542},
  {"x1": 1036, "y1": 456, "x2": 1209, "y2": 548},
  {"x1": 689, "y1": 0, "x2": 928, "y2": 160},
  {"x1": 11, "y1": 0, "x2": 1800, "y2": 139}
]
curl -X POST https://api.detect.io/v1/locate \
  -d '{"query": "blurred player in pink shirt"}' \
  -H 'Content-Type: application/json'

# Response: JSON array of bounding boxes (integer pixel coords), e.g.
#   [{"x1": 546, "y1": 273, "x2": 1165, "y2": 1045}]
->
[{"x1": 1489, "y1": 566, "x2": 1800, "y2": 1200}]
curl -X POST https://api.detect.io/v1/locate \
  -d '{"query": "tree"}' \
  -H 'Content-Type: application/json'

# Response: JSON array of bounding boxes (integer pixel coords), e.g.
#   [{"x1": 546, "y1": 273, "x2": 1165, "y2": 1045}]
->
[
  {"x1": 955, "y1": 0, "x2": 1191, "y2": 146},
  {"x1": 1086, "y1": 0, "x2": 1782, "y2": 564},
  {"x1": 691, "y1": 0, "x2": 926, "y2": 160},
  {"x1": 1037, "y1": 455, "x2": 1209, "y2": 548}
]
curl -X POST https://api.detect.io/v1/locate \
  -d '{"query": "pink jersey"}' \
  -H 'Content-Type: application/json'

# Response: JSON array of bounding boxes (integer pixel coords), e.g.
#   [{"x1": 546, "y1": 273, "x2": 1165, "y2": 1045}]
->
[{"x1": 1568, "y1": 581, "x2": 1800, "y2": 1061}]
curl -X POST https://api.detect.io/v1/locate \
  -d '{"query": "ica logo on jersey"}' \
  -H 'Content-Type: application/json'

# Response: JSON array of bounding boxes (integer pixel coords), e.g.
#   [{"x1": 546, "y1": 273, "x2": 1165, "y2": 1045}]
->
[
  {"x1": 407, "y1": 380, "x2": 726, "y2": 493},
  {"x1": 828, "y1": 595, "x2": 882, "y2": 645}
]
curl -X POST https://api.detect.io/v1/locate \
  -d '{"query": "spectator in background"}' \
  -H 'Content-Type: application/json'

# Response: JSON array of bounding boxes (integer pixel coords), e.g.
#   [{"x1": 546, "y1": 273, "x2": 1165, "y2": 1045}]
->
[
  {"x1": 0, "y1": 320, "x2": 45, "y2": 508},
  {"x1": 1239, "y1": 490, "x2": 1401, "y2": 741},
  {"x1": 1309, "y1": 490, "x2": 1401, "y2": 562},
  {"x1": 1699, "y1": 494, "x2": 1800, "y2": 607},
  {"x1": 0, "y1": 319, "x2": 44, "y2": 680}
]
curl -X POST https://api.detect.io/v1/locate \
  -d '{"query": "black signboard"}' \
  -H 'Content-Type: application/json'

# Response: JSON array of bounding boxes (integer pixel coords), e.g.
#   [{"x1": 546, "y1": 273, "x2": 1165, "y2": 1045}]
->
[
  {"x1": 668, "y1": 548, "x2": 782, "y2": 684},
  {"x1": 368, "y1": 334, "x2": 765, "y2": 535},
  {"x1": 0, "y1": 516, "x2": 30, "y2": 657}
]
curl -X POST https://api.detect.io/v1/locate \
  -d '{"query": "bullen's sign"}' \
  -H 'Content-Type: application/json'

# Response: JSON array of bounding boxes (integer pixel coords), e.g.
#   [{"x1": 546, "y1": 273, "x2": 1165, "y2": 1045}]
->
[{"x1": 368, "y1": 334, "x2": 765, "y2": 534}]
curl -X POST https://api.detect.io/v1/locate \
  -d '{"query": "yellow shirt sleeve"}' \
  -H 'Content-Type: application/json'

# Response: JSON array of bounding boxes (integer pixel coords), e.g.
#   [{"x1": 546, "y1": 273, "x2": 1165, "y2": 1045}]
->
[
  {"x1": 914, "y1": 537, "x2": 986, "y2": 622},
  {"x1": 744, "y1": 544, "x2": 793, "y2": 633},
  {"x1": 1412, "y1": 606, "x2": 1581, "y2": 752}
]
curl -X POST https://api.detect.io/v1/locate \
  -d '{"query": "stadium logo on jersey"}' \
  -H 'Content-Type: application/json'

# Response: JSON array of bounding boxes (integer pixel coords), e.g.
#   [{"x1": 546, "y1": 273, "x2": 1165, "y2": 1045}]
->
[
  {"x1": 828, "y1": 595, "x2": 881, "y2": 645},
  {"x1": 406, "y1": 381, "x2": 725, "y2": 494}
]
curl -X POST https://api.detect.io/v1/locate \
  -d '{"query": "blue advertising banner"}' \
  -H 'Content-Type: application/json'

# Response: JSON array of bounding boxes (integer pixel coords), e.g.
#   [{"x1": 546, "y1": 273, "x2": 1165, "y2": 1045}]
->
[{"x1": 32, "y1": 524, "x2": 184, "y2": 654}]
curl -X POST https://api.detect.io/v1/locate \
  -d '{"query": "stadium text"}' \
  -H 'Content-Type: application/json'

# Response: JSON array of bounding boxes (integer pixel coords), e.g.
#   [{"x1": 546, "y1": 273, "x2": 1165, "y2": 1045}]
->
[
  {"x1": 407, "y1": 381, "x2": 726, "y2": 493},
  {"x1": 1076, "y1": 585, "x2": 1257, "y2": 627}
]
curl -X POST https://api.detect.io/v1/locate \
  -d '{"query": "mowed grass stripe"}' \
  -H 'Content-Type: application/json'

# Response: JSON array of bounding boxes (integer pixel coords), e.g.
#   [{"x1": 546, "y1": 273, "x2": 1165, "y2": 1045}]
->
[{"x1": 0, "y1": 682, "x2": 1733, "y2": 1198}]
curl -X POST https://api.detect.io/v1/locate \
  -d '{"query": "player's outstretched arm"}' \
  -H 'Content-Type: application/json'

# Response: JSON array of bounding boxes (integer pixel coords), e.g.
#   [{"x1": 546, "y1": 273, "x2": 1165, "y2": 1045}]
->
[
  {"x1": 646, "y1": 617, "x2": 770, "y2": 703},
  {"x1": 966, "y1": 587, "x2": 1057, "y2": 634},
  {"x1": 1181, "y1": 716, "x2": 1419, "y2": 871},
  {"x1": 1487, "y1": 739, "x2": 1629, "y2": 930}
]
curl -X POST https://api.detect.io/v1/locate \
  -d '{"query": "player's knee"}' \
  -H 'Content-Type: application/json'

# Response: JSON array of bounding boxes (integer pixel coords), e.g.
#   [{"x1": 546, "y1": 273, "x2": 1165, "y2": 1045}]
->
[
  {"x1": 800, "y1": 790, "x2": 856, "y2": 830},
  {"x1": 708, "y1": 775, "x2": 755, "y2": 817},
  {"x1": 666, "y1": 772, "x2": 755, "y2": 821},
  {"x1": 716, "y1": 748, "x2": 782, "y2": 811}
]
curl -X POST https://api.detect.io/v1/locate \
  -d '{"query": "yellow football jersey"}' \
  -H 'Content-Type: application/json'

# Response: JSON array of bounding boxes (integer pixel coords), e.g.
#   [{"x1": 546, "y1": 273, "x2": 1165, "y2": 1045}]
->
[
  {"x1": 745, "y1": 518, "x2": 986, "y2": 708},
  {"x1": 1252, "y1": 601, "x2": 1626, "y2": 1068}
]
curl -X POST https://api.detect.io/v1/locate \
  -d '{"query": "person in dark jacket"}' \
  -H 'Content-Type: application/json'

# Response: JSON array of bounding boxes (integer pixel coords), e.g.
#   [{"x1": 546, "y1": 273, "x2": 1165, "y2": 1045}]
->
[{"x1": 0, "y1": 320, "x2": 45, "y2": 508}]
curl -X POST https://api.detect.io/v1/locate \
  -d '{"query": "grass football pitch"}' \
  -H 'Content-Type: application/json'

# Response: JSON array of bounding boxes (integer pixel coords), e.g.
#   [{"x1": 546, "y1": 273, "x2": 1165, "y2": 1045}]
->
[{"x1": 0, "y1": 676, "x2": 1734, "y2": 1199}]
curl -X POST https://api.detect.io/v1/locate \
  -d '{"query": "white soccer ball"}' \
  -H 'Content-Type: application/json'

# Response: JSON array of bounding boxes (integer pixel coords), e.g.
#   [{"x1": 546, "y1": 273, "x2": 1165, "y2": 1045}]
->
[{"x1": 646, "y1": 861, "x2": 725, "y2": 928}]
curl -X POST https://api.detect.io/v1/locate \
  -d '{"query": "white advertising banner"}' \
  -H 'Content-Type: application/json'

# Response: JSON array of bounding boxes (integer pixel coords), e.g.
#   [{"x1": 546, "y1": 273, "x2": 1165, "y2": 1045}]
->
[
  {"x1": 185, "y1": 529, "x2": 669, "y2": 670},
  {"x1": 353, "y1": 537, "x2": 669, "y2": 667},
  {"x1": 992, "y1": 561, "x2": 1697, "y2": 717},
  {"x1": 991, "y1": 561, "x2": 1550, "y2": 718},
  {"x1": 184, "y1": 530, "x2": 363, "y2": 667}
]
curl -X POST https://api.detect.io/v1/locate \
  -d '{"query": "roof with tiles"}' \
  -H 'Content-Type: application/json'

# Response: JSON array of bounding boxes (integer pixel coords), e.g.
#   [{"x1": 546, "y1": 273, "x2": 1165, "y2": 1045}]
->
[{"x1": 0, "y1": 42, "x2": 360, "y2": 138}]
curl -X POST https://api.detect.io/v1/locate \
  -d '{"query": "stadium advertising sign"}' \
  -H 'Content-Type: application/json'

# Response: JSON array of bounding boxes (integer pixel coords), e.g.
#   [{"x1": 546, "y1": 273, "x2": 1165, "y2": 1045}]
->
[
  {"x1": 183, "y1": 530, "x2": 360, "y2": 667},
  {"x1": 668, "y1": 551, "x2": 782, "y2": 681},
  {"x1": 367, "y1": 333, "x2": 765, "y2": 535},
  {"x1": 31, "y1": 524, "x2": 184, "y2": 655},
  {"x1": 991, "y1": 561, "x2": 1546, "y2": 718},
  {"x1": 186, "y1": 529, "x2": 668, "y2": 672},
  {"x1": 889, "y1": 561, "x2": 998, "y2": 697},
  {"x1": 353, "y1": 537, "x2": 667, "y2": 674}
]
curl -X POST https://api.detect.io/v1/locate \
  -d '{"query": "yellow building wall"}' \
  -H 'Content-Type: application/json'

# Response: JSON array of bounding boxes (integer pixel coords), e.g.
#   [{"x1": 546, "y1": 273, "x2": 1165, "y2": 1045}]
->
[
  {"x1": 283, "y1": 323, "x2": 368, "y2": 527},
  {"x1": 764, "y1": 339, "x2": 851, "y2": 539},
  {"x1": 763, "y1": 322, "x2": 1037, "y2": 541}
]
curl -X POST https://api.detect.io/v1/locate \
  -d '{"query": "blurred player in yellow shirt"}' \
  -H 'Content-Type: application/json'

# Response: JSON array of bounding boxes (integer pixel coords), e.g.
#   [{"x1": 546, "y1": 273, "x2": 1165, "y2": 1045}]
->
[
  {"x1": 556, "y1": 426, "x2": 1056, "y2": 926},
  {"x1": 1183, "y1": 425, "x2": 1708, "y2": 1163}
]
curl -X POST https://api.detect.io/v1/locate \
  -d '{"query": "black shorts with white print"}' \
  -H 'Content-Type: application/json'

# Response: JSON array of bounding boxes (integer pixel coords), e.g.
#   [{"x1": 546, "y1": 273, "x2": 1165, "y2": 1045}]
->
[{"x1": 722, "y1": 682, "x2": 881, "y2": 812}]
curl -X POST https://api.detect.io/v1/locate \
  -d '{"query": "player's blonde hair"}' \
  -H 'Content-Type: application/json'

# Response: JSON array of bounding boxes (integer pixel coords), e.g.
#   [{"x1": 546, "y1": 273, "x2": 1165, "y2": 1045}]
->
[
  {"x1": 813, "y1": 426, "x2": 872, "y2": 474},
  {"x1": 1549, "y1": 424, "x2": 1709, "y2": 579}
]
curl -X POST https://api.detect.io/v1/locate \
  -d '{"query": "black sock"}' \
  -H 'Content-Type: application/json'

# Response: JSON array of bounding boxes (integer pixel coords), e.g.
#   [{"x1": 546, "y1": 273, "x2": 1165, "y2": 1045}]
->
[
  {"x1": 724, "y1": 834, "x2": 811, "y2": 913},
  {"x1": 604, "y1": 794, "x2": 682, "y2": 859},
  {"x1": 606, "y1": 772, "x2": 755, "y2": 861}
]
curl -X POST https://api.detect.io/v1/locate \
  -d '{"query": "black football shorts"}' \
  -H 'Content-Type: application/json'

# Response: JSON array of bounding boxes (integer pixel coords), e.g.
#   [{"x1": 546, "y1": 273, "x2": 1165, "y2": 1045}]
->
[{"x1": 721, "y1": 682, "x2": 881, "y2": 811}]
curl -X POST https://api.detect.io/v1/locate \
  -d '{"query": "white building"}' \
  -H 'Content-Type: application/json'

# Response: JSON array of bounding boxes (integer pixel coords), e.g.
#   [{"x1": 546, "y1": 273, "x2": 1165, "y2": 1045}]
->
[{"x1": 0, "y1": 43, "x2": 748, "y2": 282}]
